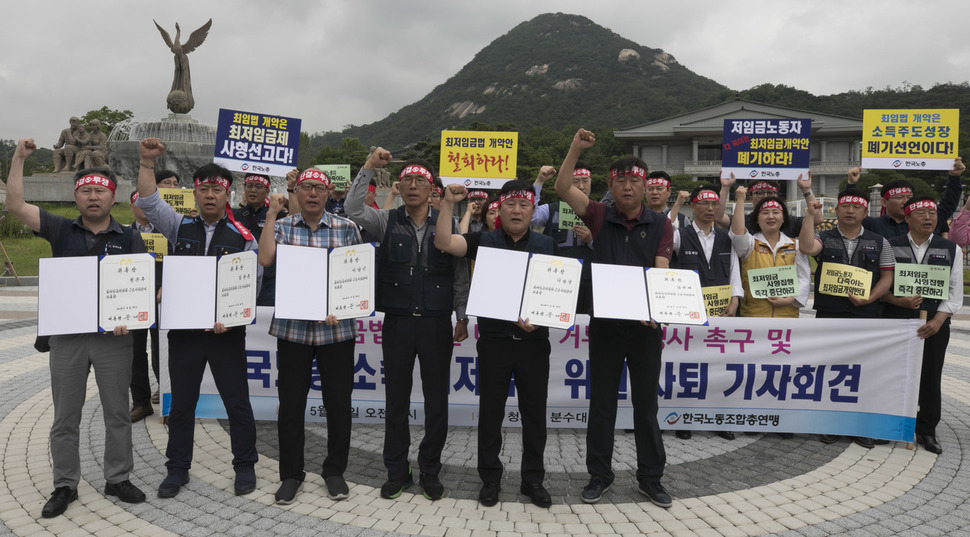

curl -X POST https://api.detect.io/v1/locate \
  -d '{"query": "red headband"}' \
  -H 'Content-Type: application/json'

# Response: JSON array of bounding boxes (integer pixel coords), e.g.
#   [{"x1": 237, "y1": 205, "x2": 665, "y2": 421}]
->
[
  {"x1": 905, "y1": 200, "x2": 937, "y2": 215},
  {"x1": 883, "y1": 187, "x2": 913, "y2": 199},
  {"x1": 432, "y1": 185, "x2": 443, "y2": 196},
  {"x1": 244, "y1": 175, "x2": 270, "y2": 188},
  {"x1": 194, "y1": 176, "x2": 230, "y2": 190},
  {"x1": 75, "y1": 174, "x2": 116, "y2": 193},
  {"x1": 645, "y1": 177, "x2": 670, "y2": 188},
  {"x1": 608, "y1": 165, "x2": 647, "y2": 180},
  {"x1": 573, "y1": 168, "x2": 592, "y2": 178},
  {"x1": 750, "y1": 181, "x2": 778, "y2": 193},
  {"x1": 400, "y1": 165, "x2": 434, "y2": 184},
  {"x1": 487, "y1": 201, "x2": 500, "y2": 212},
  {"x1": 467, "y1": 190, "x2": 490, "y2": 200},
  {"x1": 759, "y1": 200, "x2": 783, "y2": 212},
  {"x1": 692, "y1": 191, "x2": 719, "y2": 203},
  {"x1": 130, "y1": 192, "x2": 139, "y2": 204},
  {"x1": 296, "y1": 169, "x2": 331, "y2": 188},
  {"x1": 838, "y1": 195, "x2": 869, "y2": 208},
  {"x1": 367, "y1": 184, "x2": 377, "y2": 194},
  {"x1": 498, "y1": 190, "x2": 535, "y2": 204}
]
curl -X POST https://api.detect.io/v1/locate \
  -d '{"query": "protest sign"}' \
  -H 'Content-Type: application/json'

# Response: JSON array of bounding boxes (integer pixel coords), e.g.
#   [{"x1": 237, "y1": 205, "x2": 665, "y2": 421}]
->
[
  {"x1": 862, "y1": 109, "x2": 959, "y2": 171},
  {"x1": 721, "y1": 119, "x2": 811, "y2": 180},
  {"x1": 747, "y1": 265, "x2": 799, "y2": 299},
  {"x1": 894, "y1": 263, "x2": 949, "y2": 300},
  {"x1": 702, "y1": 285, "x2": 732, "y2": 318},
  {"x1": 818, "y1": 262, "x2": 872, "y2": 300},
  {"x1": 158, "y1": 188, "x2": 195, "y2": 215},
  {"x1": 439, "y1": 130, "x2": 518, "y2": 189},
  {"x1": 214, "y1": 108, "x2": 301, "y2": 176},
  {"x1": 315, "y1": 164, "x2": 351, "y2": 190}
]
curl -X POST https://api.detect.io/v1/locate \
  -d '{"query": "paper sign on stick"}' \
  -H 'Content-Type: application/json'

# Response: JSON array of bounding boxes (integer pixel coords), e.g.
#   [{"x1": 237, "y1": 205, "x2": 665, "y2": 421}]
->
[{"x1": 894, "y1": 263, "x2": 949, "y2": 300}]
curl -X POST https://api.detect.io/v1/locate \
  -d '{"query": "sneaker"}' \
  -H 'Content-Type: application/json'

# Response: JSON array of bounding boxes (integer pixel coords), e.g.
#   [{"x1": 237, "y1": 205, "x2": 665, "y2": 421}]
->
[
  {"x1": 520, "y1": 482, "x2": 552, "y2": 508},
  {"x1": 324, "y1": 475, "x2": 350, "y2": 501},
  {"x1": 130, "y1": 405, "x2": 154, "y2": 423},
  {"x1": 580, "y1": 477, "x2": 611, "y2": 504},
  {"x1": 41, "y1": 487, "x2": 77, "y2": 518},
  {"x1": 157, "y1": 471, "x2": 189, "y2": 498},
  {"x1": 234, "y1": 466, "x2": 257, "y2": 495},
  {"x1": 380, "y1": 469, "x2": 413, "y2": 499},
  {"x1": 104, "y1": 480, "x2": 146, "y2": 503},
  {"x1": 420, "y1": 472, "x2": 444, "y2": 501},
  {"x1": 638, "y1": 480, "x2": 672, "y2": 508},
  {"x1": 478, "y1": 482, "x2": 501, "y2": 507},
  {"x1": 274, "y1": 478, "x2": 303, "y2": 505},
  {"x1": 151, "y1": 390, "x2": 160, "y2": 404}
]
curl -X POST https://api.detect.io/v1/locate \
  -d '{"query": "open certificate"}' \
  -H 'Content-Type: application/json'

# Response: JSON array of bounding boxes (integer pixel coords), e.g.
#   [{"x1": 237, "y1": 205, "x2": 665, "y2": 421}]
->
[
  {"x1": 216, "y1": 250, "x2": 258, "y2": 327},
  {"x1": 99, "y1": 253, "x2": 156, "y2": 331},
  {"x1": 328, "y1": 244, "x2": 376, "y2": 320},
  {"x1": 520, "y1": 253, "x2": 582, "y2": 329},
  {"x1": 646, "y1": 268, "x2": 708, "y2": 325}
]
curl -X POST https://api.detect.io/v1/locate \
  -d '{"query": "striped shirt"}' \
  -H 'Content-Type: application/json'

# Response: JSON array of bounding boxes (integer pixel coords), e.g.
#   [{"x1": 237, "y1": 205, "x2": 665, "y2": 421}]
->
[{"x1": 268, "y1": 211, "x2": 362, "y2": 346}]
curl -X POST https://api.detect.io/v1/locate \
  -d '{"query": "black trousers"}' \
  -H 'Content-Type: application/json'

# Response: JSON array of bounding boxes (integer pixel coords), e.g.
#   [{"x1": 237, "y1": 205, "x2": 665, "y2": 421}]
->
[
  {"x1": 476, "y1": 336, "x2": 550, "y2": 485},
  {"x1": 586, "y1": 318, "x2": 665, "y2": 483},
  {"x1": 130, "y1": 326, "x2": 160, "y2": 407},
  {"x1": 917, "y1": 321, "x2": 949, "y2": 436},
  {"x1": 165, "y1": 329, "x2": 257, "y2": 472},
  {"x1": 276, "y1": 337, "x2": 355, "y2": 481},
  {"x1": 381, "y1": 314, "x2": 454, "y2": 481}
]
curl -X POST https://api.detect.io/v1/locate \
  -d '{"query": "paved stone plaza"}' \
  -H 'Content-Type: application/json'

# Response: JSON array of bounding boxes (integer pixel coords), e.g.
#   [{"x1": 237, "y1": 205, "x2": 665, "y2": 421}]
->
[{"x1": 0, "y1": 286, "x2": 968, "y2": 536}]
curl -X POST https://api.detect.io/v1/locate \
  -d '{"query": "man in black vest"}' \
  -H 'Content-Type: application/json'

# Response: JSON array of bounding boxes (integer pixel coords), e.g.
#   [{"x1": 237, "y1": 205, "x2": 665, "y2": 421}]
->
[
  {"x1": 800, "y1": 193, "x2": 895, "y2": 448},
  {"x1": 136, "y1": 138, "x2": 260, "y2": 498},
  {"x1": 531, "y1": 164, "x2": 593, "y2": 260},
  {"x1": 233, "y1": 173, "x2": 287, "y2": 306},
  {"x1": 344, "y1": 149, "x2": 470, "y2": 501},
  {"x1": 6, "y1": 138, "x2": 147, "y2": 517},
  {"x1": 555, "y1": 129, "x2": 674, "y2": 508},
  {"x1": 671, "y1": 185, "x2": 742, "y2": 440},
  {"x1": 434, "y1": 180, "x2": 559, "y2": 508},
  {"x1": 883, "y1": 197, "x2": 963, "y2": 454}
]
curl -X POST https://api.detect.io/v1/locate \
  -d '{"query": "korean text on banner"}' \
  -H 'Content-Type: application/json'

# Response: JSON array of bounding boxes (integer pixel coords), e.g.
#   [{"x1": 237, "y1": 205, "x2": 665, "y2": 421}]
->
[
  {"x1": 315, "y1": 164, "x2": 351, "y2": 191},
  {"x1": 558, "y1": 203, "x2": 581, "y2": 228},
  {"x1": 894, "y1": 262, "x2": 949, "y2": 300},
  {"x1": 747, "y1": 265, "x2": 799, "y2": 299},
  {"x1": 818, "y1": 262, "x2": 872, "y2": 300},
  {"x1": 439, "y1": 130, "x2": 518, "y2": 189},
  {"x1": 862, "y1": 109, "x2": 959, "y2": 171},
  {"x1": 158, "y1": 188, "x2": 196, "y2": 215},
  {"x1": 721, "y1": 119, "x2": 811, "y2": 180},
  {"x1": 701, "y1": 285, "x2": 732, "y2": 318},
  {"x1": 213, "y1": 108, "x2": 302, "y2": 177}
]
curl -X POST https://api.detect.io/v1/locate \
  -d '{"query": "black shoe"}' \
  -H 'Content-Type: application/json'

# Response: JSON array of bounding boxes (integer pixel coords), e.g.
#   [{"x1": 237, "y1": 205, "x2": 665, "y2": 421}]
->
[
  {"x1": 520, "y1": 482, "x2": 552, "y2": 508},
  {"x1": 716, "y1": 431, "x2": 736, "y2": 440},
  {"x1": 580, "y1": 477, "x2": 611, "y2": 504},
  {"x1": 420, "y1": 472, "x2": 444, "y2": 501},
  {"x1": 380, "y1": 469, "x2": 413, "y2": 499},
  {"x1": 325, "y1": 475, "x2": 350, "y2": 500},
  {"x1": 234, "y1": 466, "x2": 257, "y2": 495},
  {"x1": 275, "y1": 478, "x2": 303, "y2": 505},
  {"x1": 479, "y1": 482, "x2": 500, "y2": 507},
  {"x1": 852, "y1": 436, "x2": 875, "y2": 449},
  {"x1": 917, "y1": 434, "x2": 943, "y2": 454},
  {"x1": 776, "y1": 433, "x2": 794, "y2": 439},
  {"x1": 41, "y1": 487, "x2": 77, "y2": 518},
  {"x1": 675, "y1": 430, "x2": 692, "y2": 440},
  {"x1": 872, "y1": 439, "x2": 890, "y2": 445},
  {"x1": 104, "y1": 480, "x2": 146, "y2": 503},
  {"x1": 638, "y1": 480, "x2": 672, "y2": 508},
  {"x1": 157, "y1": 471, "x2": 189, "y2": 498},
  {"x1": 129, "y1": 405, "x2": 154, "y2": 423},
  {"x1": 819, "y1": 434, "x2": 838, "y2": 444}
]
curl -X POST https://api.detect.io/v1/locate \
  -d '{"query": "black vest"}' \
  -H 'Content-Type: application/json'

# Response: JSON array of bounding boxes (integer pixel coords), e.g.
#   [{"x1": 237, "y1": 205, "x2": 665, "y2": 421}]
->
[
  {"x1": 542, "y1": 201, "x2": 569, "y2": 243},
  {"x1": 172, "y1": 216, "x2": 249, "y2": 257},
  {"x1": 52, "y1": 218, "x2": 135, "y2": 258},
  {"x1": 673, "y1": 225, "x2": 732, "y2": 287},
  {"x1": 477, "y1": 229, "x2": 555, "y2": 340},
  {"x1": 233, "y1": 205, "x2": 278, "y2": 306},
  {"x1": 377, "y1": 206, "x2": 456, "y2": 317},
  {"x1": 884, "y1": 234, "x2": 956, "y2": 319},
  {"x1": 813, "y1": 228, "x2": 885, "y2": 317}
]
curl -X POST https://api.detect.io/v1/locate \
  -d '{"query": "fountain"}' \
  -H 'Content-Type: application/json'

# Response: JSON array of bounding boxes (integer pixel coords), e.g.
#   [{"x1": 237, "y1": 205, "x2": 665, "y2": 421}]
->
[{"x1": 107, "y1": 115, "x2": 217, "y2": 187}]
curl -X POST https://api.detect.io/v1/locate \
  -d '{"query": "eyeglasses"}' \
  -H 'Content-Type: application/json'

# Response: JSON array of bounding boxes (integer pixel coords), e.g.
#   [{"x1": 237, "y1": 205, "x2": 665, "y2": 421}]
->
[
  {"x1": 244, "y1": 183, "x2": 267, "y2": 190},
  {"x1": 297, "y1": 183, "x2": 329, "y2": 193},
  {"x1": 399, "y1": 176, "x2": 430, "y2": 186},
  {"x1": 693, "y1": 201, "x2": 719, "y2": 208}
]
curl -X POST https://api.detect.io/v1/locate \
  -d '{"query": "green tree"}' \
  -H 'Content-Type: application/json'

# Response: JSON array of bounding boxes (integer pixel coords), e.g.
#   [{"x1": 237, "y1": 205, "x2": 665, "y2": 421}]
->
[
  {"x1": 297, "y1": 132, "x2": 313, "y2": 170},
  {"x1": 81, "y1": 106, "x2": 134, "y2": 137}
]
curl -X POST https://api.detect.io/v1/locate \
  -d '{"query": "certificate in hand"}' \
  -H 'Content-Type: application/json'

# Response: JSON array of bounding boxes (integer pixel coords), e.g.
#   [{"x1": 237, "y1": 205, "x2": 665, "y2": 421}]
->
[
  {"x1": 645, "y1": 268, "x2": 708, "y2": 325},
  {"x1": 467, "y1": 247, "x2": 530, "y2": 322},
  {"x1": 328, "y1": 243, "x2": 376, "y2": 320},
  {"x1": 590, "y1": 263, "x2": 649, "y2": 322},
  {"x1": 99, "y1": 253, "x2": 156, "y2": 331},
  {"x1": 275, "y1": 244, "x2": 329, "y2": 321},
  {"x1": 38, "y1": 256, "x2": 99, "y2": 336},
  {"x1": 216, "y1": 250, "x2": 258, "y2": 327},
  {"x1": 520, "y1": 253, "x2": 582, "y2": 329}
]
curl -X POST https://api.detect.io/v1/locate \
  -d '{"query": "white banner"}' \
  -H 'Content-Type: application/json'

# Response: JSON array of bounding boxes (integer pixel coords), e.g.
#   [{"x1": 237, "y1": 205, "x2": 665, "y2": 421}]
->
[{"x1": 160, "y1": 312, "x2": 923, "y2": 441}]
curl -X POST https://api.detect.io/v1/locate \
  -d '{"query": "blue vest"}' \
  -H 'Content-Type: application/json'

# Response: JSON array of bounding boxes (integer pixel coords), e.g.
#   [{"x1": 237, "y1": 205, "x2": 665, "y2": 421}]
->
[
  {"x1": 813, "y1": 228, "x2": 885, "y2": 317},
  {"x1": 52, "y1": 218, "x2": 135, "y2": 258},
  {"x1": 884, "y1": 234, "x2": 955, "y2": 319},
  {"x1": 477, "y1": 229, "x2": 555, "y2": 340},
  {"x1": 172, "y1": 216, "x2": 248, "y2": 257},
  {"x1": 673, "y1": 225, "x2": 732, "y2": 287},
  {"x1": 377, "y1": 206, "x2": 456, "y2": 317}
]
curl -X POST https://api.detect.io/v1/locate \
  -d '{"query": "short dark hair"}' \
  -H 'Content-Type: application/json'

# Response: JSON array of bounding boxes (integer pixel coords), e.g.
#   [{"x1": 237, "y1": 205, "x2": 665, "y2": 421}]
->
[
  {"x1": 607, "y1": 156, "x2": 648, "y2": 179},
  {"x1": 499, "y1": 179, "x2": 532, "y2": 197},
  {"x1": 368, "y1": 178, "x2": 377, "y2": 187},
  {"x1": 155, "y1": 169, "x2": 179, "y2": 185},
  {"x1": 881, "y1": 180, "x2": 914, "y2": 197},
  {"x1": 648, "y1": 170, "x2": 671, "y2": 182},
  {"x1": 399, "y1": 158, "x2": 436, "y2": 181},
  {"x1": 192, "y1": 163, "x2": 234, "y2": 186},
  {"x1": 749, "y1": 180, "x2": 781, "y2": 192},
  {"x1": 688, "y1": 184, "x2": 719, "y2": 201},
  {"x1": 749, "y1": 197, "x2": 790, "y2": 234},
  {"x1": 73, "y1": 166, "x2": 117, "y2": 186},
  {"x1": 574, "y1": 161, "x2": 592, "y2": 173}
]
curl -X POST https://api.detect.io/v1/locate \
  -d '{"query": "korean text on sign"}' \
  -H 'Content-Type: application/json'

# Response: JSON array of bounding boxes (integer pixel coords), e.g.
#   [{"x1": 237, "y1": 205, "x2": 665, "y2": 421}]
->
[
  {"x1": 861, "y1": 109, "x2": 959, "y2": 171},
  {"x1": 214, "y1": 108, "x2": 302, "y2": 177},
  {"x1": 438, "y1": 130, "x2": 518, "y2": 189},
  {"x1": 721, "y1": 119, "x2": 811, "y2": 181}
]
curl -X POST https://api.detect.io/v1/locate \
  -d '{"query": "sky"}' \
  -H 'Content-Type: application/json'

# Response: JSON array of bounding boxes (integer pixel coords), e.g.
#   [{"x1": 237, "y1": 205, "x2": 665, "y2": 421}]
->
[{"x1": 2, "y1": 0, "x2": 968, "y2": 147}]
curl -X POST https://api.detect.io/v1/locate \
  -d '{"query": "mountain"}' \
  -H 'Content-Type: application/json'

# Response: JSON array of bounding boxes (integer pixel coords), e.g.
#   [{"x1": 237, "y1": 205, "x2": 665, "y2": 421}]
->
[{"x1": 314, "y1": 13, "x2": 729, "y2": 150}]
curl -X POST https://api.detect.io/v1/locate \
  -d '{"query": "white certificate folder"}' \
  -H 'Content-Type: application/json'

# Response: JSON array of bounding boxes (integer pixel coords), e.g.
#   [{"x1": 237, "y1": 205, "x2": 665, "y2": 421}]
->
[
  {"x1": 160, "y1": 250, "x2": 259, "y2": 330},
  {"x1": 274, "y1": 243, "x2": 376, "y2": 321}
]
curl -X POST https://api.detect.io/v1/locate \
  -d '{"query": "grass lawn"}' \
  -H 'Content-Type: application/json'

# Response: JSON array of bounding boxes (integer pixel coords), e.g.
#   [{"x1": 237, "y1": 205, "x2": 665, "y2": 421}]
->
[{"x1": 1, "y1": 203, "x2": 136, "y2": 277}]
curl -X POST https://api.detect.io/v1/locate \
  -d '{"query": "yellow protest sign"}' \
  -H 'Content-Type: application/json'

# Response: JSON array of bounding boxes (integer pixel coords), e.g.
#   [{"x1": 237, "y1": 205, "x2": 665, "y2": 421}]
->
[
  {"x1": 862, "y1": 109, "x2": 959, "y2": 171},
  {"x1": 439, "y1": 130, "x2": 518, "y2": 189},
  {"x1": 818, "y1": 262, "x2": 872, "y2": 300},
  {"x1": 158, "y1": 188, "x2": 196, "y2": 215},
  {"x1": 702, "y1": 285, "x2": 732, "y2": 317},
  {"x1": 140, "y1": 233, "x2": 168, "y2": 262}
]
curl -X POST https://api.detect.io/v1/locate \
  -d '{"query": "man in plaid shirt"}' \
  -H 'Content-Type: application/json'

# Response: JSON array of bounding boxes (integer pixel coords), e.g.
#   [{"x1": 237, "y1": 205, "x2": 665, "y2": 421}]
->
[{"x1": 257, "y1": 169, "x2": 362, "y2": 505}]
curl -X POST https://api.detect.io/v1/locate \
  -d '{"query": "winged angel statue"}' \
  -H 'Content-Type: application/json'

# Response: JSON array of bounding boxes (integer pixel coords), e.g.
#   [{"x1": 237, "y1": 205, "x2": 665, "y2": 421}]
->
[{"x1": 154, "y1": 19, "x2": 213, "y2": 114}]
